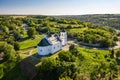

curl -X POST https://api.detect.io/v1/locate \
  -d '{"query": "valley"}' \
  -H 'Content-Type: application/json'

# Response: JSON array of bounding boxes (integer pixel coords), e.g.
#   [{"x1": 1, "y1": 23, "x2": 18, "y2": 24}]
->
[{"x1": 0, "y1": 15, "x2": 120, "y2": 80}]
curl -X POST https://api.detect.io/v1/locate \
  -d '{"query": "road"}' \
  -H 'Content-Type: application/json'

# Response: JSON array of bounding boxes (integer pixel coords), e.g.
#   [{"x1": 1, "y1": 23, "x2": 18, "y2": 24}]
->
[{"x1": 62, "y1": 40, "x2": 120, "y2": 50}]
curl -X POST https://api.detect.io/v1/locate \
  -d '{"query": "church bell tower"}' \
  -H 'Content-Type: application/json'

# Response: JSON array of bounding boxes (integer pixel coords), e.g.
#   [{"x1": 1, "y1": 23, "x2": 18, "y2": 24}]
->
[{"x1": 60, "y1": 29, "x2": 67, "y2": 46}]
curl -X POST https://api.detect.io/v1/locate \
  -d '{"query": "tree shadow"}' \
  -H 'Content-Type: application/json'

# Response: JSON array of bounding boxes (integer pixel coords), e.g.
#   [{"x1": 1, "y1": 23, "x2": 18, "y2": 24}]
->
[
  {"x1": 22, "y1": 53, "x2": 54, "y2": 66},
  {"x1": 1, "y1": 53, "x2": 43, "y2": 80},
  {"x1": 1, "y1": 51, "x2": 57, "y2": 80},
  {"x1": 20, "y1": 37, "x2": 29, "y2": 41},
  {"x1": 22, "y1": 53, "x2": 42, "y2": 65}
]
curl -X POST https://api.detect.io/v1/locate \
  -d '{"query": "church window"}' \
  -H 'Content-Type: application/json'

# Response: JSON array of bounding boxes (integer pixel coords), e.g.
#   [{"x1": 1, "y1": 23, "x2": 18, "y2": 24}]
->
[{"x1": 40, "y1": 50, "x2": 42, "y2": 52}]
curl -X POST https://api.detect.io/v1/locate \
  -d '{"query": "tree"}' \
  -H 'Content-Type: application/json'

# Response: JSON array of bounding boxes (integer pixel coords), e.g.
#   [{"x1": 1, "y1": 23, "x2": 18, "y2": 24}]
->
[
  {"x1": 39, "y1": 58, "x2": 59, "y2": 80},
  {"x1": 27, "y1": 27, "x2": 36, "y2": 38},
  {"x1": 67, "y1": 25, "x2": 73, "y2": 29},
  {"x1": 0, "y1": 42, "x2": 17, "y2": 61},
  {"x1": 69, "y1": 44, "x2": 75, "y2": 51},
  {"x1": 69, "y1": 44, "x2": 79, "y2": 56},
  {"x1": 0, "y1": 42, "x2": 19, "y2": 79},
  {"x1": 100, "y1": 39, "x2": 115, "y2": 48},
  {"x1": 58, "y1": 51, "x2": 75, "y2": 62},
  {"x1": 2, "y1": 26, "x2": 9, "y2": 34},
  {"x1": 59, "y1": 76, "x2": 72, "y2": 80},
  {"x1": 0, "y1": 68, "x2": 4, "y2": 79},
  {"x1": 110, "y1": 49, "x2": 114, "y2": 58},
  {"x1": 6, "y1": 36, "x2": 15, "y2": 45},
  {"x1": 39, "y1": 58, "x2": 77, "y2": 80},
  {"x1": 13, "y1": 30, "x2": 21, "y2": 40},
  {"x1": 14, "y1": 42, "x2": 20, "y2": 50},
  {"x1": 116, "y1": 50, "x2": 120, "y2": 58}
]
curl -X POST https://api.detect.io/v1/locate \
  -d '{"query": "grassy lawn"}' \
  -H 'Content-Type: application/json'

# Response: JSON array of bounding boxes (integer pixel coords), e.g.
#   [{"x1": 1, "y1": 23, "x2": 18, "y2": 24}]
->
[
  {"x1": 19, "y1": 48, "x2": 38, "y2": 59},
  {"x1": 19, "y1": 35, "x2": 44, "y2": 50},
  {"x1": 78, "y1": 47, "x2": 109, "y2": 57}
]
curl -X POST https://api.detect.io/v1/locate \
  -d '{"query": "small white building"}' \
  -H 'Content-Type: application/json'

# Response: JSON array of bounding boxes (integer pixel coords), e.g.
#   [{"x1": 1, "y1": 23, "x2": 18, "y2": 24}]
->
[{"x1": 37, "y1": 29, "x2": 67, "y2": 56}]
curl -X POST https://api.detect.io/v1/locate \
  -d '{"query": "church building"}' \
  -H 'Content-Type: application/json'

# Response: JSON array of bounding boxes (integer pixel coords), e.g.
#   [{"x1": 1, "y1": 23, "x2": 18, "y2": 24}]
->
[{"x1": 37, "y1": 29, "x2": 67, "y2": 56}]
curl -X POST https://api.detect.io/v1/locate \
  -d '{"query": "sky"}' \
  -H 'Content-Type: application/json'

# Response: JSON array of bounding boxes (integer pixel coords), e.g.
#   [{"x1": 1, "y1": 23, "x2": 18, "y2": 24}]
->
[{"x1": 0, "y1": 0, "x2": 120, "y2": 15}]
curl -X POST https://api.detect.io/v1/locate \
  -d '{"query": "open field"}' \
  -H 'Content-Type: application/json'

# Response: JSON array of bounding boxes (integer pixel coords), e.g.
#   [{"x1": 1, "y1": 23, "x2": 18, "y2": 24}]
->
[
  {"x1": 11, "y1": 16, "x2": 27, "y2": 18},
  {"x1": 19, "y1": 35, "x2": 44, "y2": 50}
]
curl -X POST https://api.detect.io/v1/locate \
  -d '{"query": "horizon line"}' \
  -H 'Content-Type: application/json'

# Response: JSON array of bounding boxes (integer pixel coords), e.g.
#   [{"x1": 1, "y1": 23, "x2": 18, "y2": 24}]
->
[{"x1": 0, "y1": 13, "x2": 120, "y2": 16}]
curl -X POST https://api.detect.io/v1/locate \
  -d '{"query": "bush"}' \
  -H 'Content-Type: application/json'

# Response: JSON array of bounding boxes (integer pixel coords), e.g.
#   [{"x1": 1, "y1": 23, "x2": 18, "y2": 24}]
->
[
  {"x1": 27, "y1": 27, "x2": 36, "y2": 38},
  {"x1": 14, "y1": 42, "x2": 20, "y2": 50},
  {"x1": 58, "y1": 51, "x2": 75, "y2": 62}
]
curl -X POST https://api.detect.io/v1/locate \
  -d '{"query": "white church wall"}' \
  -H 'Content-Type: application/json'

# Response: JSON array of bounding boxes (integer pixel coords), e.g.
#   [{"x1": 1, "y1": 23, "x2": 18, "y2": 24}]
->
[
  {"x1": 37, "y1": 46, "x2": 51, "y2": 56},
  {"x1": 60, "y1": 42, "x2": 62, "y2": 49},
  {"x1": 51, "y1": 42, "x2": 62, "y2": 54}
]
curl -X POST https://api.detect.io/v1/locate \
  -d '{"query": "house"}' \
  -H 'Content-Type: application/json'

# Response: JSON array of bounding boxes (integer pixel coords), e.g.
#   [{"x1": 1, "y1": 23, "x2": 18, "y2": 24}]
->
[{"x1": 37, "y1": 29, "x2": 67, "y2": 56}]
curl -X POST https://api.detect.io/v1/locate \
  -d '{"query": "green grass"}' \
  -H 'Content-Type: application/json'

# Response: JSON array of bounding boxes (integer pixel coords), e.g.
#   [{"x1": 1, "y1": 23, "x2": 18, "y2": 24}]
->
[
  {"x1": 78, "y1": 47, "x2": 109, "y2": 58},
  {"x1": 19, "y1": 35, "x2": 44, "y2": 50},
  {"x1": 77, "y1": 47, "x2": 111, "y2": 74}
]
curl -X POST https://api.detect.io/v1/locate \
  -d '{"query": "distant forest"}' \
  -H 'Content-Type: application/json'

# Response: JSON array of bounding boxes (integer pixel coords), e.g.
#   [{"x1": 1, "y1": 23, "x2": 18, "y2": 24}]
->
[{"x1": 54, "y1": 14, "x2": 120, "y2": 29}]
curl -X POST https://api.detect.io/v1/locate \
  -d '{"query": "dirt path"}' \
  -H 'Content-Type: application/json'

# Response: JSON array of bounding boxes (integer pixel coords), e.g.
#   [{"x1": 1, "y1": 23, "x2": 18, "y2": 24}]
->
[
  {"x1": 62, "y1": 40, "x2": 79, "y2": 51},
  {"x1": 113, "y1": 41, "x2": 120, "y2": 49},
  {"x1": 62, "y1": 39, "x2": 120, "y2": 51},
  {"x1": 28, "y1": 50, "x2": 33, "y2": 56}
]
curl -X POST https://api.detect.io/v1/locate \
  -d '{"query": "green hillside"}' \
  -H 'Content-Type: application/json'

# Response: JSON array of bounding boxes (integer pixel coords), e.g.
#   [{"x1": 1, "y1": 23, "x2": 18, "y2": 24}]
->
[
  {"x1": 54, "y1": 14, "x2": 120, "y2": 29},
  {"x1": 0, "y1": 15, "x2": 120, "y2": 80}
]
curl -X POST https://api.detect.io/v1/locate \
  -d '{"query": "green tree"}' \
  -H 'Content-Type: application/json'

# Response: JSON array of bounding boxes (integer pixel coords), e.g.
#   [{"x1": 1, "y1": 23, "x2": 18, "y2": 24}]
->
[
  {"x1": 69, "y1": 44, "x2": 79, "y2": 56},
  {"x1": 67, "y1": 25, "x2": 73, "y2": 29},
  {"x1": 6, "y1": 36, "x2": 15, "y2": 45},
  {"x1": 14, "y1": 42, "x2": 20, "y2": 50},
  {"x1": 110, "y1": 49, "x2": 114, "y2": 58},
  {"x1": 58, "y1": 51, "x2": 75, "y2": 62},
  {"x1": 2, "y1": 43, "x2": 16, "y2": 61},
  {"x1": 13, "y1": 30, "x2": 21, "y2": 40},
  {"x1": 27, "y1": 27, "x2": 36, "y2": 38},
  {"x1": 116, "y1": 50, "x2": 120, "y2": 58},
  {"x1": 0, "y1": 68, "x2": 4, "y2": 79},
  {"x1": 2, "y1": 26, "x2": 9, "y2": 34},
  {"x1": 59, "y1": 76, "x2": 72, "y2": 80},
  {"x1": 39, "y1": 58, "x2": 59, "y2": 80}
]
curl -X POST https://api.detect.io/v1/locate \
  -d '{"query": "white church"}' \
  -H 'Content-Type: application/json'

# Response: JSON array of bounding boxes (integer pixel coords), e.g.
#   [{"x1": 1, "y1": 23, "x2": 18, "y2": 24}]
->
[{"x1": 37, "y1": 29, "x2": 67, "y2": 56}]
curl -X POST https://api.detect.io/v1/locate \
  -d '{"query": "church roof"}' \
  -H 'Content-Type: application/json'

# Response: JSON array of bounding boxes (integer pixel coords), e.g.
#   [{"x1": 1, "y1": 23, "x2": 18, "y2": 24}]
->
[
  {"x1": 47, "y1": 34, "x2": 61, "y2": 44},
  {"x1": 38, "y1": 34, "x2": 62, "y2": 47},
  {"x1": 38, "y1": 38, "x2": 51, "y2": 46},
  {"x1": 61, "y1": 29, "x2": 66, "y2": 32}
]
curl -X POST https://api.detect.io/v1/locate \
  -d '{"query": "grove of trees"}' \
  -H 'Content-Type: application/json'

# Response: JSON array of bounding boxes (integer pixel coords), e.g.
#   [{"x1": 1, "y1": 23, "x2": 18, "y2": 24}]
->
[{"x1": 36, "y1": 45, "x2": 119, "y2": 80}]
